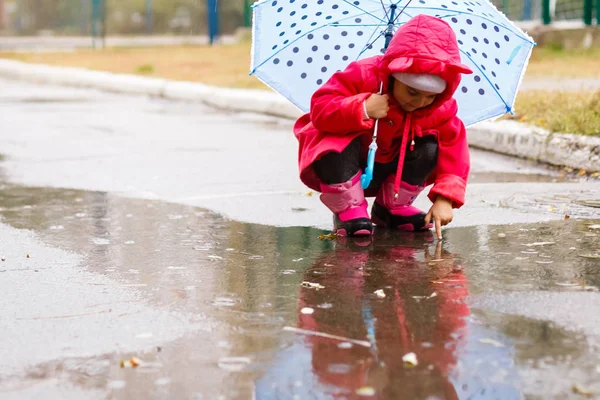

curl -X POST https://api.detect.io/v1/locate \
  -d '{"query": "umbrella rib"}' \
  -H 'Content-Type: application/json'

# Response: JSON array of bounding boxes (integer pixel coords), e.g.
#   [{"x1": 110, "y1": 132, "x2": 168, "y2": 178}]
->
[
  {"x1": 356, "y1": 25, "x2": 386, "y2": 59},
  {"x1": 251, "y1": 8, "x2": 387, "y2": 74},
  {"x1": 458, "y1": 48, "x2": 511, "y2": 112},
  {"x1": 341, "y1": 0, "x2": 388, "y2": 23},
  {"x1": 398, "y1": 7, "x2": 534, "y2": 43}
]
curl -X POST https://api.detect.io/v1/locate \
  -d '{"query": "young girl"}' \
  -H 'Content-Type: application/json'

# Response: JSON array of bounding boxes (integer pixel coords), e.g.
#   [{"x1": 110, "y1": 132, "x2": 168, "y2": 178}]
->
[{"x1": 293, "y1": 15, "x2": 473, "y2": 239}]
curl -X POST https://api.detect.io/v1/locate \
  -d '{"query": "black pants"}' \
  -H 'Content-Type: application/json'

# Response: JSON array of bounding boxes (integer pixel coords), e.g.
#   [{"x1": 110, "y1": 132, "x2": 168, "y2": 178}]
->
[{"x1": 314, "y1": 135, "x2": 438, "y2": 189}]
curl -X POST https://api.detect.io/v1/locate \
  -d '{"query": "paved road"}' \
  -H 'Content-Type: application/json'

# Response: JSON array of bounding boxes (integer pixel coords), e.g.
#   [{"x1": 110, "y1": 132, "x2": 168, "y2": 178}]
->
[{"x1": 1, "y1": 80, "x2": 600, "y2": 399}]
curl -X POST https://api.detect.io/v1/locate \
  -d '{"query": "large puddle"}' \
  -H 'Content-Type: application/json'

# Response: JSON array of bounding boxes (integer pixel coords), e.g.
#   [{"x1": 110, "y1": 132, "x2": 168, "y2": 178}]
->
[{"x1": 1, "y1": 182, "x2": 600, "y2": 399}]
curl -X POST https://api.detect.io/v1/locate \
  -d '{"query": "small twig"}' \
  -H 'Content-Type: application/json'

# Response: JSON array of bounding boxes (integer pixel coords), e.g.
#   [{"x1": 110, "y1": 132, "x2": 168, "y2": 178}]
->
[
  {"x1": 283, "y1": 326, "x2": 371, "y2": 347},
  {"x1": 17, "y1": 309, "x2": 111, "y2": 320}
]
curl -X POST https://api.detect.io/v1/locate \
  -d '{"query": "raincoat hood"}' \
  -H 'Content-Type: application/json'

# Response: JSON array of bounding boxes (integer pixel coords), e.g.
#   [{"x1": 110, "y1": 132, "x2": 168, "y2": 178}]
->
[{"x1": 379, "y1": 15, "x2": 473, "y2": 110}]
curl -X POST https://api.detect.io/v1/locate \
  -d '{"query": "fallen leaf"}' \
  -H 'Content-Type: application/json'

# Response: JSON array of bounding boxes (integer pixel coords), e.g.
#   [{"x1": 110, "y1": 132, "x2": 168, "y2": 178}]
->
[
  {"x1": 523, "y1": 242, "x2": 556, "y2": 247},
  {"x1": 374, "y1": 289, "x2": 386, "y2": 298},
  {"x1": 306, "y1": 191, "x2": 313, "y2": 197},
  {"x1": 130, "y1": 357, "x2": 141, "y2": 367},
  {"x1": 356, "y1": 387, "x2": 376, "y2": 396},
  {"x1": 564, "y1": 215, "x2": 570, "y2": 220},
  {"x1": 301, "y1": 281, "x2": 325, "y2": 290},
  {"x1": 402, "y1": 352, "x2": 418, "y2": 367},
  {"x1": 26, "y1": 254, "x2": 30, "y2": 258},
  {"x1": 578, "y1": 169, "x2": 588, "y2": 176},
  {"x1": 572, "y1": 384, "x2": 595, "y2": 397},
  {"x1": 479, "y1": 338, "x2": 505, "y2": 347},
  {"x1": 318, "y1": 233, "x2": 337, "y2": 241},
  {"x1": 300, "y1": 307, "x2": 314, "y2": 315}
]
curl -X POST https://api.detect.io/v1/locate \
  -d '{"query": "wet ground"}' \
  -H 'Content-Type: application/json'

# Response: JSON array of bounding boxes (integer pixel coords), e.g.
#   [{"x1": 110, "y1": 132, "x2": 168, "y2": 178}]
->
[
  {"x1": 1, "y1": 183, "x2": 600, "y2": 399},
  {"x1": 2, "y1": 80, "x2": 600, "y2": 399}
]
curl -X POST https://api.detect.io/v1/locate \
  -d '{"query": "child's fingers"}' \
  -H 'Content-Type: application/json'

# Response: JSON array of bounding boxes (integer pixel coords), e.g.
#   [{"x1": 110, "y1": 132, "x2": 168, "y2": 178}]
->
[
  {"x1": 435, "y1": 217, "x2": 443, "y2": 240},
  {"x1": 424, "y1": 209, "x2": 432, "y2": 226}
]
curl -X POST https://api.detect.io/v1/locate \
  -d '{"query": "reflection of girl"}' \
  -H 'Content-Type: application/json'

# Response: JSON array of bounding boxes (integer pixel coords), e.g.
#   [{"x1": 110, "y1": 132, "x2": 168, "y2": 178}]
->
[{"x1": 294, "y1": 239, "x2": 470, "y2": 398}]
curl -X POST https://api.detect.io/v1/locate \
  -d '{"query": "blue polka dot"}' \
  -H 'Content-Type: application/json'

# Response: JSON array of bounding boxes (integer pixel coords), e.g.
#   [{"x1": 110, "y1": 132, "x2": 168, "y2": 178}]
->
[
  {"x1": 451, "y1": 17, "x2": 458, "y2": 23},
  {"x1": 316, "y1": 11, "x2": 322, "y2": 16},
  {"x1": 357, "y1": 31, "x2": 363, "y2": 36},
  {"x1": 272, "y1": 45, "x2": 277, "y2": 50},
  {"x1": 307, "y1": 57, "x2": 313, "y2": 63},
  {"x1": 293, "y1": 47, "x2": 299, "y2": 53},
  {"x1": 325, "y1": 55, "x2": 330, "y2": 60},
  {"x1": 301, "y1": 73, "x2": 307, "y2": 78},
  {"x1": 474, "y1": 75, "x2": 481, "y2": 82},
  {"x1": 311, "y1": 22, "x2": 317, "y2": 26},
  {"x1": 342, "y1": 31, "x2": 348, "y2": 36},
  {"x1": 283, "y1": 39, "x2": 289, "y2": 44},
  {"x1": 504, "y1": 35, "x2": 510, "y2": 41},
  {"x1": 495, "y1": 58, "x2": 500, "y2": 64},
  {"x1": 349, "y1": 43, "x2": 355, "y2": 48},
  {"x1": 290, "y1": 11, "x2": 296, "y2": 16},
  {"x1": 323, "y1": 34, "x2": 330, "y2": 39},
  {"x1": 482, "y1": 53, "x2": 487, "y2": 58},
  {"x1": 296, "y1": 30, "x2": 302, "y2": 34},
  {"x1": 460, "y1": 29, "x2": 466, "y2": 34},
  {"x1": 478, "y1": 89, "x2": 485, "y2": 95},
  {"x1": 491, "y1": 71, "x2": 497, "y2": 77},
  {"x1": 494, "y1": 26, "x2": 500, "y2": 32},
  {"x1": 332, "y1": 4, "x2": 339, "y2": 8},
  {"x1": 466, "y1": 19, "x2": 472, "y2": 24},
  {"x1": 334, "y1": 45, "x2": 341, "y2": 50},
  {"x1": 312, "y1": 45, "x2": 318, "y2": 51},
  {"x1": 291, "y1": 23, "x2": 296, "y2": 28},
  {"x1": 458, "y1": 40, "x2": 463, "y2": 45},
  {"x1": 302, "y1": 3, "x2": 307, "y2": 8},
  {"x1": 481, "y1": 23, "x2": 487, "y2": 29},
  {"x1": 301, "y1": 15, "x2": 307, "y2": 19},
  {"x1": 276, "y1": 21, "x2": 282, "y2": 26},
  {"x1": 495, "y1": 42, "x2": 500, "y2": 48},
  {"x1": 484, "y1": 38, "x2": 489, "y2": 44},
  {"x1": 277, "y1": 7, "x2": 283, "y2": 12},
  {"x1": 272, "y1": 1, "x2": 277, "y2": 5},
  {"x1": 273, "y1": 58, "x2": 280, "y2": 64},
  {"x1": 279, "y1": 31, "x2": 285, "y2": 36},
  {"x1": 495, "y1": 84, "x2": 500, "y2": 90},
  {"x1": 287, "y1": 60, "x2": 293, "y2": 66},
  {"x1": 321, "y1": 67, "x2": 327, "y2": 72},
  {"x1": 355, "y1": 18, "x2": 362, "y2": 23},
  {"x1": 461, "y1": 86, "x2": 468, "y2": 93},
  {"x1": 317, "y1": 79, "x2": 323, "y2": 84},
  {"x1": 342, "y1": 55, "x2": 349, "y2": 61},
  {"x1": 473, "y1": 36, "x2": 479, "y2": 42},
  {"x1": 308, "y1": 33, "x2": 314, "y2": 39}
]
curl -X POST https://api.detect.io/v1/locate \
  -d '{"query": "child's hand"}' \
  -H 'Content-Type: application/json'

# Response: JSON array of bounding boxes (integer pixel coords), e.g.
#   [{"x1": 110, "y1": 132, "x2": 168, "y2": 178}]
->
[
  {"x1": 365, "y1": 94, "x2": 389, "y2": 119},
  {"x1": 424, "y1": 196, "x2": 454, "y2": 240}
]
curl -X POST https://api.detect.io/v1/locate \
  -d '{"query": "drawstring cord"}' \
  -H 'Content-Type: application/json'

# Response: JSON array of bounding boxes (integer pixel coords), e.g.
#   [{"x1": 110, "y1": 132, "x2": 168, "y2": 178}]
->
[{"x1": 393, "y1": 113, "x2": 419, "y2": 199}]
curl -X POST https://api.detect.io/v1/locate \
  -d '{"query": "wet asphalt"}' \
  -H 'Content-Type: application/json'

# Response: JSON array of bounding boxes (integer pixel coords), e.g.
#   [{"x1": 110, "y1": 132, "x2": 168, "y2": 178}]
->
[{"x1": 1, "y1": 79, "x2": 600, "y2": 399}]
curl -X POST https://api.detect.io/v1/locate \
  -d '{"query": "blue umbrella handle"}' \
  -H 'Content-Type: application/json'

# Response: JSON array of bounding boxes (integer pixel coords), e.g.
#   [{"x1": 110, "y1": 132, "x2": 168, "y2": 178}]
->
[
  {"x1": 360, "y1": 82, "x2": 384, "y2": 190},
  {"x1": 361, "y1": 141, "x2": 378, "y2": 189}
]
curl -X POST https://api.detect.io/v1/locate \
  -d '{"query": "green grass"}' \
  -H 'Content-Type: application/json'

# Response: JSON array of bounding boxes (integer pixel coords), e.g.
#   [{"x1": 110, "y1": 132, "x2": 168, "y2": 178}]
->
[{"x1": 509, "y1": 90, "x2": 600, "y2": 136}]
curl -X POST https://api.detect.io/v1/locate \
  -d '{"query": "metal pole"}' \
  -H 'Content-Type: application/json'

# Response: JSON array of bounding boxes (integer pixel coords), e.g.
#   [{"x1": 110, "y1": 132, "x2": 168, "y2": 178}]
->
[
  {"x1": 542, "y1": 0, "x2": 551, "y2": 24},
  {"x1": 146, "y1": 0, "x2": 153, "y2": 34},
  {"x1": 583, "y1": 0, "x2": 592, "y2": 25},
  {"x1": 383, "y1": 4, "x2": 397, "y2": 51},
  {"x1": 244, "y1": 0, "x2": 251, "y2": 28},
  {"x1": 522, "y1": 0, "x2": 532, "y2": 20},
  {"x1": 207, "y1": 0, "x2": 219, "y2": 45}
]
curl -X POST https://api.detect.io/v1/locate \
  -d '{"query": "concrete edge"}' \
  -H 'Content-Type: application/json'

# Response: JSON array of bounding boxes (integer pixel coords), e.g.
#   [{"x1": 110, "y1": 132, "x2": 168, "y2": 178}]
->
[{"x1": 1, "y1": 59, "x2": 598, "y2": 172}]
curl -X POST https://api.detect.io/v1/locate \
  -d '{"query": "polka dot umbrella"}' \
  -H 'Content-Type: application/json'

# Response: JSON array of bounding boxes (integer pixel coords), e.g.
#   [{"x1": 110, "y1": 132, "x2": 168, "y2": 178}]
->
[{"x1": 249, "y1": 0, "x2": 535, "y2": 128}]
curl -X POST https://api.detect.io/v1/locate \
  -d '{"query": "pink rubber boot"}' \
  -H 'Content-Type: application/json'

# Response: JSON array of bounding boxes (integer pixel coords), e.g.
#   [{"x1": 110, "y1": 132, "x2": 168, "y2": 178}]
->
[
  {"x1": 320, "y1": 172, "x2": 373, "y2": 237},
  {"x1": 370, "y1": 175, "x2": 433, "y2": 231}
]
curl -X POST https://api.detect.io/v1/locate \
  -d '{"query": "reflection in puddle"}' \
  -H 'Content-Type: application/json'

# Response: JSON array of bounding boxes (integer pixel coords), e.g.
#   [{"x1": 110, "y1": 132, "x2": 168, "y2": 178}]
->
[{"x1": 1, "y1": 183, "x2": 600, "y2": 398}]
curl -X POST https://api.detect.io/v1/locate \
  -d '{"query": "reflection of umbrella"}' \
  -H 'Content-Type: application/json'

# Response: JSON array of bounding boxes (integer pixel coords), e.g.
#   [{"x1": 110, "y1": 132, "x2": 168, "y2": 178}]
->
[{"x1": 250, "y1": 0, "x2": 534, "y2": 127}]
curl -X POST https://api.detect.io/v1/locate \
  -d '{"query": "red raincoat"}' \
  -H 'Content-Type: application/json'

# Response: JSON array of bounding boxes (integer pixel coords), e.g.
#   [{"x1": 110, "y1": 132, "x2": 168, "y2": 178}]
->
[{"x1": 293, "y1": 15, "x2": 473, "y2": 207}]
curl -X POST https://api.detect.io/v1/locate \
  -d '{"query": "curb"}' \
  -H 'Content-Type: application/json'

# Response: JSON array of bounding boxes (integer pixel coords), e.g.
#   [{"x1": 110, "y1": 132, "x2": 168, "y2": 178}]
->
[
  {"x1": 468, "y1": 120, "x2": 600, "y2": 172},
  {"x1": 0, "y1": 59, "x2": 597, "y2": 173}
]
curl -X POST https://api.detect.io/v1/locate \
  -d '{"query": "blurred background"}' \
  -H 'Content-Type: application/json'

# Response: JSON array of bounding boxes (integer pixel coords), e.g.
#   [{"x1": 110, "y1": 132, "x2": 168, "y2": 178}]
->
[{"x1": 0, "y1": 0, "x2": 596, "y2": 38}]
